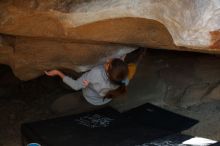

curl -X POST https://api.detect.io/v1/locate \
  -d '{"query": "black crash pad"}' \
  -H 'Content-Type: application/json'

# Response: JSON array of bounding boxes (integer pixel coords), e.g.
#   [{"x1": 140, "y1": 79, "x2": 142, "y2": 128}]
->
[
  {"x1": 123, "y1": 103, "x2": 198, "y2": 132},
  {"x1": 21, "y1": 103, "x2": 198, "y2": 146}
]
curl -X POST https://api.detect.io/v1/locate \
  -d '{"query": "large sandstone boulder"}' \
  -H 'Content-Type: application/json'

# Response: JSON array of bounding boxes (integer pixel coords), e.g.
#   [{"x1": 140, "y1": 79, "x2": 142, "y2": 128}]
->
[
  {"x1": 0, "y1": 34, "x2": 136, "y2": 80},
  {"x1": 0, "y1": 0, "x2": 220, "y2": 80}
]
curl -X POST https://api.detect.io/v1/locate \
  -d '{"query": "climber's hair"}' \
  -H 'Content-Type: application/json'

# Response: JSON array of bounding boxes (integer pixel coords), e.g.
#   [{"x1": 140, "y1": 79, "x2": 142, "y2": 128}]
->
[{"x1": 105, "y1": 58, "x2": 128, "y2": 99}]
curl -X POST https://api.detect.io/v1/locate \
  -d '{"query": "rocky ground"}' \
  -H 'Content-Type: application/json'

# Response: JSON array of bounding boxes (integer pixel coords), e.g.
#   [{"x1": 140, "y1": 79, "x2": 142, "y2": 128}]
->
[{"x1": 1, "y1": 49, "x2": 220, "y2": 146}]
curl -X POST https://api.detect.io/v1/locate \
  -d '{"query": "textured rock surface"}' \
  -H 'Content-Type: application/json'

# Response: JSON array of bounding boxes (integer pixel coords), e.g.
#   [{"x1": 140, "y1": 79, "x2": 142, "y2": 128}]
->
[
  {"x1": 1, "y1": 0, "x2": 220, "y2": 80},
  {"x1": 0, "y1": 0, "x2": 220, "y2": 49},
  {"x1": 110, "y1": 50, "x2": 220, "y2": 110},
  {"x1": 0, "y1": 34, "x2": 136, "y2": 80}
]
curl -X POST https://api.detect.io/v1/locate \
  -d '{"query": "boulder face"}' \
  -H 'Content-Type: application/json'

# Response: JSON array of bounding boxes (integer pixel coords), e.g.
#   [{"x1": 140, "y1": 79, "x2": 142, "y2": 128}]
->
[
  {"x1": 0, "y1": 35, "x2": 136, "y2": 80},
  {"x1": 0, "y1": 0, "x2": 220, "y2": 80}
]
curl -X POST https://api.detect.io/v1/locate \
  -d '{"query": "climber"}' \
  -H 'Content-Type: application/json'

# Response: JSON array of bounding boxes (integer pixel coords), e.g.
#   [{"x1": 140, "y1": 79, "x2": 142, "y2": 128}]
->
[{"x1": 45, "y1": 48, "x2": 145, "y2": 113}]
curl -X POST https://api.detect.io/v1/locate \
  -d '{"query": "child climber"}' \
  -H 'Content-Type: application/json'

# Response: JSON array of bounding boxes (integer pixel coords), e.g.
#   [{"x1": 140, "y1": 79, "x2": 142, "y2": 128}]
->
[
  {"x1": 46, "y1": 58, "x2": 128, "y2": 103},
  {"x1": 45, "y1": 48, "x2": 145, "y2": 113}
]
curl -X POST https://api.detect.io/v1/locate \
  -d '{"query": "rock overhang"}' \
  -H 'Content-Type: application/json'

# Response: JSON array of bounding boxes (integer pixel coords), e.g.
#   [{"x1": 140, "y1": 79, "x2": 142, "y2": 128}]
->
[{"x1": 0, "y1": 0, "x2": 220, "y2": 80}]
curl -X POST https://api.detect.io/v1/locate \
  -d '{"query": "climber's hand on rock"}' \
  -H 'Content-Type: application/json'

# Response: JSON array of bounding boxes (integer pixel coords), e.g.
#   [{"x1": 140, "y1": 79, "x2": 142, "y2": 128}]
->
[
  {"x1": 45, "y1": 70, "x2": 59, "y2": 76},
  {"x1": 45, "y1": 70, "x2": 65, "y2": 79}
]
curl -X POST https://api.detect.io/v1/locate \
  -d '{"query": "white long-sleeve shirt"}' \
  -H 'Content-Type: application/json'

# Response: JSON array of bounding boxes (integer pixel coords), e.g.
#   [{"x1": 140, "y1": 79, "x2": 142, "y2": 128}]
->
[{"x1": 62, "y1": 65, "x2": 119, "y2": 105}]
